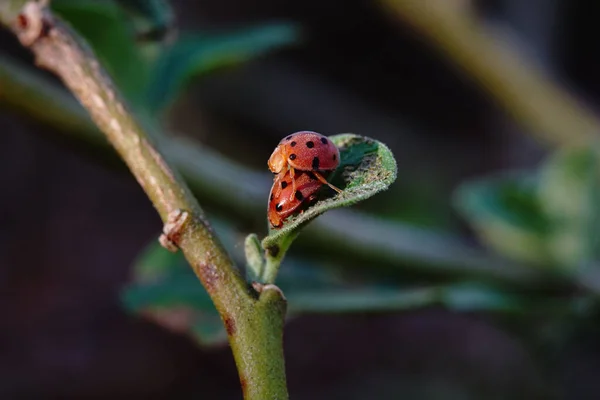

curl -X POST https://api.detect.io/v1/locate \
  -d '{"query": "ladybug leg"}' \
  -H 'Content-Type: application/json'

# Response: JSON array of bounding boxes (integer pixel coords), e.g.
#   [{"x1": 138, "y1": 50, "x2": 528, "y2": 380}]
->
[
  {"x1": 289, "y1": 166, "x2": 297, "y2": 201},
  {"x1": 312, "y1": 171, "x2": 343, "y2": 194},
  {"x1": 271, "y1": 173, "x2": 284, "y2": 199}
]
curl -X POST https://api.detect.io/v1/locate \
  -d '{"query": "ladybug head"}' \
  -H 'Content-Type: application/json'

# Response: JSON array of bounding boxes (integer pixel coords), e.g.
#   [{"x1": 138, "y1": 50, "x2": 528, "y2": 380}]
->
[{"x1": 268, "y1": 146, "x2": 287, "y2": 174}]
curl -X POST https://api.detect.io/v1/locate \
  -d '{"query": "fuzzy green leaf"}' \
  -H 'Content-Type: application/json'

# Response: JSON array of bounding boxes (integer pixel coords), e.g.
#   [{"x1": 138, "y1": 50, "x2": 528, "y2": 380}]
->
[
  {"x1": 453, "y1": 172, "x2": 553, "y2": 265},
  {"x1": 145, "y1": 23, "x2": 300, "y2": 113},
  {"x1": 262, "y1": 133, "x2": 397, "y2": 249}
]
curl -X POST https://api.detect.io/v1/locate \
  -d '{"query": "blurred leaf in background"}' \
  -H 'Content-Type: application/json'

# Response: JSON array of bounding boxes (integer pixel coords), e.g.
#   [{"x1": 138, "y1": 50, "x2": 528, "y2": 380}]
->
[
  {"x1": 122, "y1": 238, "x2": 372, "y2": 347},
  {"x1": 538, "y1": 144, "x2": 600, "y2": 269},
  {"x1": 52, "y1": 0, "x2": 301, "y2": 115},
  {"x1": 122, "y1": 241, "x2": 228, "y2": 346},
  {"x1": 453, "y1": 171, "x2": 552, "y2": 266},
  {"x1": 144, "y1": 23, "x2": 301, "y2": 114},
  {"x1": 454, "y1": 143, "x2": 600, "y2": 271}
]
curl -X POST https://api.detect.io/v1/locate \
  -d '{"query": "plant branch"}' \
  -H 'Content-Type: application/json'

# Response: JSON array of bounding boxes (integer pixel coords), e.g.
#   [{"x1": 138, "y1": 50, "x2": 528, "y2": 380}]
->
[
  {"x1": 0, "y1": 2, "x2": 287, "y2": 398},
  {"x1": 378, "y1": 0, "x2": 599, "y2": 147}
]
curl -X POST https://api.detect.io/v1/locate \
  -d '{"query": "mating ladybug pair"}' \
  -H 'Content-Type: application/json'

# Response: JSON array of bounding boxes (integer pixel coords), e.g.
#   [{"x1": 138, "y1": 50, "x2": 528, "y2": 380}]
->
[{"x1": 267, "y1": 131, "x2": 342, "y2": 228}]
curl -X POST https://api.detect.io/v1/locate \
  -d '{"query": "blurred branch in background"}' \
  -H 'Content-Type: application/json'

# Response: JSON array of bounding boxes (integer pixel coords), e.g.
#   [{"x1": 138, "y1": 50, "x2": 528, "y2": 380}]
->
[
  {"x1": 378, "y1": 0, "x2": 599, "y2": 148},
  {"x1": 0, "y1": 54, "x2": 592, "y2": 294}
]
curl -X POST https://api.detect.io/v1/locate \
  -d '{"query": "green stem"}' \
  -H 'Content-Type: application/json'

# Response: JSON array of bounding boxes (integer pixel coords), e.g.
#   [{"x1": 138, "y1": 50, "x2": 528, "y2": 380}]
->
[
  {"x1": 262, "y1": 232, "x2": 297, "y2": 284},
  {"x1": 0, "y1": 2, "x2": 287, "y2": 398}
]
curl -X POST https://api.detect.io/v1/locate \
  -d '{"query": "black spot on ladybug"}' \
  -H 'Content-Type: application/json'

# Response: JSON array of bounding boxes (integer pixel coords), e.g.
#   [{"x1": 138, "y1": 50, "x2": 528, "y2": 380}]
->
[
  {"x1": 320, "y1": 137, "x2": 328, "y2": 144},
  {"x1": 333, "y1": 154, "x2": 337, "y2": 161},
  {"x1": 295, "y1": 191, "x2": 304, "y2": 201},
  {"x1": 306, "y1": 141, "x2": 314, "y2": 148},
  {"x1": 276, "y1": 203, "x2": 283, "y2": 212},
  {"x1": 270, "y1": 194, "x2": 274, "y2": 201},
  {"x1": 289, "y1": 154, "x2": 297, "y2": 160},
  {"x1": 285, "y1": 135, "x2": 293, "y2": 141},
  {"x1": 291, "y1": 141, "x2": 297, "y2": 147},
  {"x1": 312, "y1": 157, "x2": 320, "y2": 170},
  {"x1": 281, "y1": 181, "x2": 288, "y2": 189}
]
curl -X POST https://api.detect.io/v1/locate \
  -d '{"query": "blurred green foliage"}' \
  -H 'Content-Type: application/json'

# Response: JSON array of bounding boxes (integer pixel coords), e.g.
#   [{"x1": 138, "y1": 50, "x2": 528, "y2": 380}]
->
[
  {"x1": 454, "y1": 172, "x2": 552, "y2": 266},
  {"x1": 145, "y1": 25, "x2": 301, "y2": 114},
  {"x1": 539, "y1": 145, "x2": 600, "y2": 268},
  {"x1": 455, "y1": 144, "x2": 600, "y2": 271},
  {"x1": 52, "y1": 0, "x2": 300, "y2": 112}
]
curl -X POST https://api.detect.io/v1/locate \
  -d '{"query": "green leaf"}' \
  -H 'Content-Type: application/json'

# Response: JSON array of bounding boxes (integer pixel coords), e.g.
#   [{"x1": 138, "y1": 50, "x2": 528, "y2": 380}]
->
[
  {"x1": 538, "y1": 144, "x2": 600, "y2": 268},
  {"x1": 52, "y1": 0, "x2": 148, "y2": 105},
  {"x1": 453, "y1": 172, "x2": 552, "y2": 265},
  {"x1": 262, "y1": 134, "x2": 397, "y2": 249},
  {"x1": 145, "y1": 23, "x2": 301, "y2": 113}
]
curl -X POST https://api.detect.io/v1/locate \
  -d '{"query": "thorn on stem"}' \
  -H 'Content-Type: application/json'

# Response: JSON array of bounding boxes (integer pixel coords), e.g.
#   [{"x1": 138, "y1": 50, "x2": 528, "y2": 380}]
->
[{"x1": 159, "y1": 209, "x2": 190, "y2": 252}]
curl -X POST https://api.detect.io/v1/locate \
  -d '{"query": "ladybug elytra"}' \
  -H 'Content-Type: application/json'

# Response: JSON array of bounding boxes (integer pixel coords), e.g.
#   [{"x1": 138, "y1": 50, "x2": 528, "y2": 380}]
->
[
  {"x1": 268, "y1": 170, "x2": 323, "y2": 228},
  {"x1": 268, "y1": 131, "x2": 342, "y2": 200}
]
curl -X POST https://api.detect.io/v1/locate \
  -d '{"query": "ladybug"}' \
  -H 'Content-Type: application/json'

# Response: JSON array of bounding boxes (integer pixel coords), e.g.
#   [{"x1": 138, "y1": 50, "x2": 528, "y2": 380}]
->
[
  {"x1": 268, "y1": 131, "x2": 342, "y2": 200},
  {"x1": 268, "y1": 170, "x2": 323, "y2": 228}
]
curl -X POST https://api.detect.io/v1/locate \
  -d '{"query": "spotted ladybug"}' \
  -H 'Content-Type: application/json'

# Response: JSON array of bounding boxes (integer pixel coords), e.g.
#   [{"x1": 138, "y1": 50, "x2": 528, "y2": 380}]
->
[
  {"x1": 268, "y1": 131, "x2": 342, "y2": 200},
  {"x1": 268, "y1": 170, "x2": 323, "y2": 228}
]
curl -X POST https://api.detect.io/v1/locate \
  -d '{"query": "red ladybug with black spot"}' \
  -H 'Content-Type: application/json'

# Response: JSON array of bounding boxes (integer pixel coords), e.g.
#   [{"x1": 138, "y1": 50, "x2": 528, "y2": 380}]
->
[
  {"x1": 268, "y1": 170, "x2": 323, "y2": 228},
  {"x1": 268, "y1": 131, "x2": 342, "y2": 200}
]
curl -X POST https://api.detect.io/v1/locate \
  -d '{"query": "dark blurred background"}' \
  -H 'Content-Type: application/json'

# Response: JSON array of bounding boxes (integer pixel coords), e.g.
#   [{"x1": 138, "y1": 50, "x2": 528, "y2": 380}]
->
[{"x1": 2, "y1": 0, "x2": 600, "y2": 398}]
